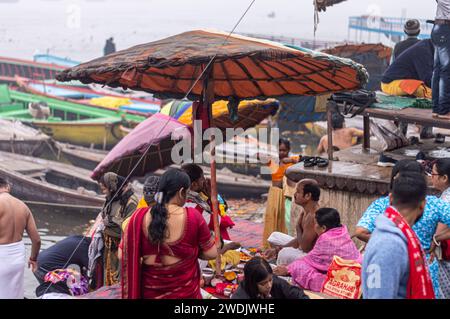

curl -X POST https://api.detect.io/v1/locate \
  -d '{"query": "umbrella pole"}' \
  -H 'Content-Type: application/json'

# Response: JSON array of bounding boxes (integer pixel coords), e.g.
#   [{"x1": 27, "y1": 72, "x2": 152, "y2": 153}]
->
[{"x1": 200, "y1": 71, "x2": 222, "y2": 276}]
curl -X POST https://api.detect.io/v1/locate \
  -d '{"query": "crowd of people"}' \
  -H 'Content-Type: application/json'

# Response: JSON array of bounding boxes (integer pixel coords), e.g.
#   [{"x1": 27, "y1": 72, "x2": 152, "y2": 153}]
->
[
  {"x1": 2, "y1": 1, "x2": 450, "y2": 301},
  {"x1": 2, "y1": 136, "x2": 450, "y2": 300}
]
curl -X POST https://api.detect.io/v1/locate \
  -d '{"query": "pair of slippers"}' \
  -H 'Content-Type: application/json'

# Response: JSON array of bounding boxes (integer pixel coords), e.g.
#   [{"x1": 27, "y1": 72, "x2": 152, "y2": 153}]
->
[
  {"x1": 302, "y1": 156, "x2": 329, "y2": 168},
  {"x1": 435, "y1": 133, "x2": 446, "y2": 144}
]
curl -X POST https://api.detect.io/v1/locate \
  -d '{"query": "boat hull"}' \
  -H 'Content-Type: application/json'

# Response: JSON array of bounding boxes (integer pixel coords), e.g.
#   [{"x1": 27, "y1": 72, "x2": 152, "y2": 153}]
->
[
  {"x1": 0, "y1": 151, "x2": 105, "y2": 210},
  {"x1": 0, "y1": 138, "x2": 53, "y2": 157},
  {"x1": 32, "y1": 121, "x2": 125, "y2": 149}
]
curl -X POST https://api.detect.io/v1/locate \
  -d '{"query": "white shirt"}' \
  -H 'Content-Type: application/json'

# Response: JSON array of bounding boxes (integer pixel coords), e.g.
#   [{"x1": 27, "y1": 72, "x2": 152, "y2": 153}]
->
[{"x1": 436, "y1": 0, "x2": 450, "y2": 20}]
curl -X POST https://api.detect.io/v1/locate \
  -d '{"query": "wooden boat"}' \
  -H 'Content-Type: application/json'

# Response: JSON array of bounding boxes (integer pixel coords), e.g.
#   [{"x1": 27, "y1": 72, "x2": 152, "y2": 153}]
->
[
  {"x1": 0, "y1": 85, "x2": 145, "y2": 149},
  {"x1": 0, "y1": 119, "x2": 55, "y2": 157},
  {"x1": 0, "y1": 150, "x2": 105, "y2": 210},
  {"x1": 54, "y1": 142, "x2": 270, "y2": 198},
  {"x1": 0, "y1": 56, "x2": 65, "y2": 84},
  {"x1": 33, "y1": 54, "x2": 79, "y2": 68},
  {"x1": 16, "y1": 77, "x2": 162, "y2": 116},
  {"x1": 55, "y1": 142, "x2": 107, "y2": 171}
]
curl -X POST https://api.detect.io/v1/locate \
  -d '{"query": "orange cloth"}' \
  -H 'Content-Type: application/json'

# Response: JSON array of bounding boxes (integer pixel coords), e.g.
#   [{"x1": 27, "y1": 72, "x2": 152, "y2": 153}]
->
[
  {"x1": 268, "y1": 156, "x2": 300, "y2": 182},
  {"x1": 381, "y1": 80, "x2": 432, "y2": 99}
]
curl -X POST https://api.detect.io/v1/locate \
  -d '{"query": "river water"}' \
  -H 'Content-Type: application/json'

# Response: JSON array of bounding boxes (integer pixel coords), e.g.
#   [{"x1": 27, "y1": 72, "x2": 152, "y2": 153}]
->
[{"x1": 22, "y1": 204, "x2": 98, "y2": 299}]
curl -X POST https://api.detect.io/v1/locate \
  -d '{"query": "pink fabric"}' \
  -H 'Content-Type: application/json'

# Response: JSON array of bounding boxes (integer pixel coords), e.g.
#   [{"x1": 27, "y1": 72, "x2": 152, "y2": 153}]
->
[
  {"x1": 91, "y1": 113, "x2": 192, "y2": 180},
  {"x1": 287, "y1": 226, "x2": 361, "y2": 292}
]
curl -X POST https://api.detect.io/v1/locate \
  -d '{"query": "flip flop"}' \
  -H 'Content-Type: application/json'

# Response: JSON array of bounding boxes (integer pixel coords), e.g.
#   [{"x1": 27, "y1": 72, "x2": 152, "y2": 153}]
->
[
  {"x1": 303, "y1": 157, "x2": 317, "y2": 168},
  {"x1": 435, "y1": 133, "x2": 446, "y2": 144},
  {"x1": 316, "y1": 157, "x2": 329, "y2": 168}
]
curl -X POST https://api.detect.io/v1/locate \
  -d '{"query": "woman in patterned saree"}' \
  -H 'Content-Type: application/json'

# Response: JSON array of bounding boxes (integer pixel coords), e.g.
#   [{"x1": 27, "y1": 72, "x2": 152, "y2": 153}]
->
[
  {"x1": 430, "y1": 158, "x2": 450, "y2": 298},
  {"x1": 99, "y1": 172, "x2": 139, "y2": 287},
  {"x1": 121, "y1": 169, "x2": 217, "y2": 299}
]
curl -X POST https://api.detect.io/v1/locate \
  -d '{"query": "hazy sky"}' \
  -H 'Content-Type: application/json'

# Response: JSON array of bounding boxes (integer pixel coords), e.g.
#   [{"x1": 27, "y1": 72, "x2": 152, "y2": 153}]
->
[{"x1": 0, "y1": 0, "x2": 436, "y2": 60}]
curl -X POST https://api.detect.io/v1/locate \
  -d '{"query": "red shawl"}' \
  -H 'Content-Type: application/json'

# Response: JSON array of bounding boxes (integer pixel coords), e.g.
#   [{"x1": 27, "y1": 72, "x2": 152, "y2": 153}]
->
[
  {"x1": 385, "y1": 206, "x2": 435, "y2": 299},
  {"x1": 121, "y1": 207, "x2": 148, "y2": 299}
]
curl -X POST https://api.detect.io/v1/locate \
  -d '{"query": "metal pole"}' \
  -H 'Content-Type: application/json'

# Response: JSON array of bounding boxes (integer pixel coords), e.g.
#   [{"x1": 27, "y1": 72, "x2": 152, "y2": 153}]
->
[
  {"x1": 327, "y1": 101, "x2": 334, "y2": 161},
  {"x1": 363, "y1": 115, "x2": 371, "y2": 152},
  {"x1": 202, "y1": 65, "x2": 222, "y2": 276}
]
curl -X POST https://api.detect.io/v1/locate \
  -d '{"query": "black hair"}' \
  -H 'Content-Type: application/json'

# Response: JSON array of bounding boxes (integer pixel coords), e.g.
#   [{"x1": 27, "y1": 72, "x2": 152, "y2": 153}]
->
[
  {"x1": 391, "y1": 173, "x2": 427, "y2": 210},
  {"x1": 315, "y1": 208, "x2": 342, "y2": 231},
  {"x1": 390, "y1": 159, "x2": 424, "y2": 190},
  {"x1": 181, "y1": 163, "x2": 204, "y2": 184},
  {"x1": 331, "y1": 112, "x2": 345, "y2": 130},
  {"x1": 148, "y1": 168, "x2": 191, "y2": 244},
  {"x1": 435, "y1": 158, "x2": 450, "y2": 186},
  {"x1": 0, "y1": 177, "x2": 8, "y2": 188},
  {"x1": 279, "y1": 138, "x2": 291, "y2": 150},
  {"x1": 303, "y1": 183, "x2": 321, "y2": 202},
  {"x1": 243, "y1": 257, "x2": 273, "y2": 299}
]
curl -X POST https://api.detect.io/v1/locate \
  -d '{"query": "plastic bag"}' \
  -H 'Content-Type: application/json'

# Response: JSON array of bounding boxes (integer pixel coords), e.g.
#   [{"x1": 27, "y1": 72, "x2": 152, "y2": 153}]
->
[{"x1": 320, "y1": 256, "x2": 362, "y2": 299}]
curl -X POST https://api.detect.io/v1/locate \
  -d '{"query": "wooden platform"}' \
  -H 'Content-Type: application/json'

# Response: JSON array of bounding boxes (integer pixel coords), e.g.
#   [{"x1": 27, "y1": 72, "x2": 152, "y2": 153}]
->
[
  {"x1": 286, "y1": 161, "x2": 391, "y2": 195},
  {"x1": 364, "y1": 107, "x2": 450, "y2": 129},
  {"x1": 333, "y1": 139, "x2": 450, "y2": 166}
]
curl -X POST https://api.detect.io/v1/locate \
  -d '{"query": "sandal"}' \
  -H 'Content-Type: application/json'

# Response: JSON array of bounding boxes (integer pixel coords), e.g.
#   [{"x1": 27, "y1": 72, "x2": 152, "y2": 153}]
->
[
  {"x1": 435, "y1": 133, "x2": 446, "y2": 144},
  {"x1": 303, "y1": 157, "x2": 317, "y2": 168},
  {"x1": 316, "y1": 157, "x2": 329, "y2": 168}
]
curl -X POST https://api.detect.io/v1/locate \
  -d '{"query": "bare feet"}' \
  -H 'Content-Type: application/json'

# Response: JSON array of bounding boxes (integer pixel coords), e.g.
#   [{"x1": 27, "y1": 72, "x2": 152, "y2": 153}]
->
[{"x1": 432, "y1": 113, "x2": 439, "y2": 118}]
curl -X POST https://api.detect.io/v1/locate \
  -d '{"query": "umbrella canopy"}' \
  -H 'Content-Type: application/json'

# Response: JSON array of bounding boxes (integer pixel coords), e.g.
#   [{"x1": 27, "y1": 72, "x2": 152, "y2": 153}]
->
[
  {"x1": 315, "y1": 0, "x2": 347, "y2": 11},
  {"x1": 160, "y1": 98, "x2": 279, "y2": 130},
  {"x1": 56, "y1": 30, "x2": 368, "y2": 101},
  {"x1": 91, "y1": 113, "x2": 191, "y2": 180}
]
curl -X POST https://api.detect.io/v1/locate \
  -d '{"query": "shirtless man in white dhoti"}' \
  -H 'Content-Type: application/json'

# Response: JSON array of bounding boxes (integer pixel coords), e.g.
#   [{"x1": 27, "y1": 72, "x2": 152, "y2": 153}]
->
[
  {"x1": 0, "y1": 177, "x2": 41, "y2": 299},
  {"x1": 264, "y1": 179, "x2": 321, "y2": 266}
]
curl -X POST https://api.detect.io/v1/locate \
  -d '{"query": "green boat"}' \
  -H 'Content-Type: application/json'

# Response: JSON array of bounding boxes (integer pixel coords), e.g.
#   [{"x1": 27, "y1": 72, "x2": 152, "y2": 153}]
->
[{"x1": 0, "y1": 85, "x2": 146, "y2": 149}]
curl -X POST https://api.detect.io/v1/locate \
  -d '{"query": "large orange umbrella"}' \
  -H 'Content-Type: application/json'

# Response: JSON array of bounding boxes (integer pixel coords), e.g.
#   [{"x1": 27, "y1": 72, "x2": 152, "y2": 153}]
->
[
  {"x1": 57, "y1": 30, "x2": 368, "y2": 100},
  {"x1": 56, "y1": 30, "x2": 367, "y2": 276}
]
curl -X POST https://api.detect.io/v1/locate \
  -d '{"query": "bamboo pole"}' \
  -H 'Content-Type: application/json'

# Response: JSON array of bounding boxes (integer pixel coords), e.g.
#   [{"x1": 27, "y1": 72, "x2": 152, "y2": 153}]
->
[
  {"x1": 327, "y1": 101, "x2": 334, "y2": 161},
  {"x1": 202, "y1": 66, "x2": 222, "y2": 276}
]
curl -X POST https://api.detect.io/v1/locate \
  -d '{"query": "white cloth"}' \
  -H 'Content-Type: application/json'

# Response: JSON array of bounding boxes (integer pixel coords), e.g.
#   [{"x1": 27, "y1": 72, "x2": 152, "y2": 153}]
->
[
  {"x1": 437, "y1": 0, "x2": 450, "y2": 20},
  {"x1": 277, "y1": 247, "x2": 306, "y2": 266},
  {"x1": 267, "y1": 232, "x2": 306, "y2": 265},
  {"x1": 268, "y1": 231, "x2": 295, "y2": 247},
  {"x1": 0, "y1": 241, "x2": 25, "y2": 299}
]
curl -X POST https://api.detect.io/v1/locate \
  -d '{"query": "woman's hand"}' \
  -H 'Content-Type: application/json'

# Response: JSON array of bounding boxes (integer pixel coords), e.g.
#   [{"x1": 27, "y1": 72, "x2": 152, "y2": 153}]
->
[
  {"x1": 273, "y1": 265, "x2": 289, "y2": 276},
  {"x1": 263, "y1": 247, "x2": 279, "y2": 261}
]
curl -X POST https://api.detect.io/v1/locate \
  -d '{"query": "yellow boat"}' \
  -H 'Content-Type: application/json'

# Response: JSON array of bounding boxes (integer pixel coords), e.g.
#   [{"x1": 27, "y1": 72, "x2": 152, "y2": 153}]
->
[
  {"x1": 0, "y1": 85, "x2": 145, "y2": 149},
  {"x1": 33, "y1": 119, "x2": 126, "y2": 149}
]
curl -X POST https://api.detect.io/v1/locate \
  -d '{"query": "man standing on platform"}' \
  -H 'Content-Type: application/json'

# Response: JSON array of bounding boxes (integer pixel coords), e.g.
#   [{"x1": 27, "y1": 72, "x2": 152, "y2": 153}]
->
[{"x1": 432, "y1": 0, "x2": 450, "y2": 119}]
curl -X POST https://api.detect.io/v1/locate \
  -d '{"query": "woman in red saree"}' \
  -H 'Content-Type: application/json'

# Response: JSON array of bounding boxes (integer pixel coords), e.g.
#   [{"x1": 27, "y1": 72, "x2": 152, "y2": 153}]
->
[{"x1": 121, "y1": 169, "x2": 217, "y2": 299}]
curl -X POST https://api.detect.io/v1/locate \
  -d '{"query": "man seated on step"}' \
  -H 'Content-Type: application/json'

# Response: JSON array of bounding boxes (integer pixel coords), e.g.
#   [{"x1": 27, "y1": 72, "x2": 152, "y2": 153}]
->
[{"x1": 264, "y1": 179, "x2": 321, "y2": 266}]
